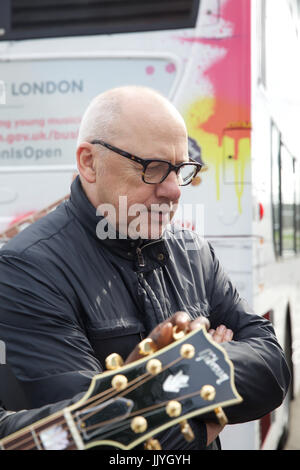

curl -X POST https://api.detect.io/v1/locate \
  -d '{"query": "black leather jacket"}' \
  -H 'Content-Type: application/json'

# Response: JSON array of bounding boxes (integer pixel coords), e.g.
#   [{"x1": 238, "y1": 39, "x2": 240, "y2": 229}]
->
[{"x1": 0, "y1": 177, "x2": 290, "y2": 448}]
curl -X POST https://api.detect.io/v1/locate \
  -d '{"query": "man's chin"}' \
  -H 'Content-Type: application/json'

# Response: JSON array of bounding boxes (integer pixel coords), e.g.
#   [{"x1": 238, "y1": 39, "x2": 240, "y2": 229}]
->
[
  {"x1": 136, "y1": 223, "x2": 167, "y2": 240},
  {"x1": 124, "y1": 213, "x2": 173, "y2": 239}
]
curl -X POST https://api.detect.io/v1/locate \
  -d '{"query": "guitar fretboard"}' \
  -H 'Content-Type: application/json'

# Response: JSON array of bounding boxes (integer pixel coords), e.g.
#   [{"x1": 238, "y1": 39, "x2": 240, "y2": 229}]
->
[
  {"x1": 0, "y1": 194, "x2": 70, "y2": 243},
  {"x1": 1, "y1": 413, "x2": 77, "y2": 450}
]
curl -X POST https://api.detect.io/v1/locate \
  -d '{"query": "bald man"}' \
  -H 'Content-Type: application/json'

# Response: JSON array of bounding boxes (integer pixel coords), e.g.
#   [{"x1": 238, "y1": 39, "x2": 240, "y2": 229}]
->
[{"x1": 0, "y1": 86, "x2": 290, "y2": 450}]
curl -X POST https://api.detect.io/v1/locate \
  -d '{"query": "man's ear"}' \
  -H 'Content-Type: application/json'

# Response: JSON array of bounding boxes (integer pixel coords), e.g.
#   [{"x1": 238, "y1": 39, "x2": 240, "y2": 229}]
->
[{"x1": 76, "y1": 142, "x2": 97, "y2": 183}]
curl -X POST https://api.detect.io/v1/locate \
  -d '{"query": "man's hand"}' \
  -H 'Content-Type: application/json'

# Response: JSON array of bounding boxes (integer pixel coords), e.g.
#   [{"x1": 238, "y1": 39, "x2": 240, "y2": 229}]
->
[
  {"x1": 208, "y1": 324, "x2": 234, "y2": 343},
  {"x1": 125, "y1": 311, "x2": 209, "y2": 364}
]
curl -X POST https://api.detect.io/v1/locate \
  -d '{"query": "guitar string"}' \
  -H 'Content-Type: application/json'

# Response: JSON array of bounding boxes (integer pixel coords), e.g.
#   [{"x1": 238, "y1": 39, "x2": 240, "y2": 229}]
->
[
  {"x1": 83, "y1": 388, "x2": 203, "y2": 435},
  {"x1": 84, "y1": 407, "x2": 166, "y2": 442},
  {"x1": 79, "y1": 356, "x2": 182, "y2": 421},
  {"x1": 12, "y1": 388, "x2": 203, "y2": 450},
  {"x1": 2, "y1": 355, "x2": 186, "y2": 450},
  {"x1": 1, "y1": 373, "x2": 150, "y2": 450}
]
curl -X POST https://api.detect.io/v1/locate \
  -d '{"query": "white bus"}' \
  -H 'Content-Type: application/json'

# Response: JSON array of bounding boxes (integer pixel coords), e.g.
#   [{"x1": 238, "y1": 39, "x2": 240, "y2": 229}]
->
[{"x1": 0, "y1": 0, "x2": 300, "y2": 450}]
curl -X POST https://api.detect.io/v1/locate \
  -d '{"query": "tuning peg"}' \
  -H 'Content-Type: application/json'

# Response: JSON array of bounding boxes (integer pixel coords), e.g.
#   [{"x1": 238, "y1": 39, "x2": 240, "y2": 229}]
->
[
  {"x1": 180, "y1": 419, "x2": 195, "y2": 442},
  {"x1": 166, "y1": 400, "x2": 182, "y2": 417},
  {"x1": 138, "y1": 338, "x2": 157, "y2": 356},
  {"x1": 105, "y1": 353, "x2": 124, "y2": 370},
  {"x1": 200, "y1": 384, "x2": 216, "y2": 401},
  {"x1": 172, "y1": 325, "x2": 187, "y2": 341},
  {"x1": 111, "y1": 374, "x2": 128, "y2": 391},
  {"x1": 199, "y1": 385, "x2": 228, "y2": 426},
  {"x1": 144, "y1": 438, "x2": 162, "y2": 450},
  {"x1": 131, "y1": 416, "x2": 148, "y2": 434},
  {"x1": 146, "y1": 358, "x2": 162, "y2": 375},
  {"x1": 180, "y1": 343, "x2": 195, "y2": 359},
  {"x1": 214, "y1": 406, "x2": 228, "y2": 426}
]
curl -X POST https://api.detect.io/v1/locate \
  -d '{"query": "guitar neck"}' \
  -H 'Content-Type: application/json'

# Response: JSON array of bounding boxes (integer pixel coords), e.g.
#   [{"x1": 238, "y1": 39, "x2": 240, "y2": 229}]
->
[
  {"x1": 0, "y1": 194, "x2": 70, "y2": 243},
  {"x1": 0, "y1": 409, "x2": 80, "y2": 450}
]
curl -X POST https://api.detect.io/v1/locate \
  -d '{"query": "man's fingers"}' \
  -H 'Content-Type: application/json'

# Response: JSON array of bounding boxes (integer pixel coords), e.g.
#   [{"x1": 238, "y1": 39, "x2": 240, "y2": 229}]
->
[
  {"x1": 149, "y1": 321, "x2": 173, "y2": 349},
  {"x1": 190, "y1": 316, "x2": 210, "y2": 332},
  {"x1": 125, "y1": 321, "x2": 173, "y2": 364},
  {"x1": 210, "y1": 325, "x2": 233, "y2": 344},
  {"x1": 125, "y1": 312, "x2": 213, "y2": 364},
  {"x1": 168, "y1": 311, "x2": 190, "y2": 329},
  {"x1": 224, "y1": 328, "x2": 234, "y2": 342}
]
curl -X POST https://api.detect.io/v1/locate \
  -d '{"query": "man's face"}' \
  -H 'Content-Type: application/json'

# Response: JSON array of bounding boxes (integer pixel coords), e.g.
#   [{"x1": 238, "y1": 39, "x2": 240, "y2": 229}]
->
[{"x1": 93, "y1": 107, "x2": 188, "y2": 239}]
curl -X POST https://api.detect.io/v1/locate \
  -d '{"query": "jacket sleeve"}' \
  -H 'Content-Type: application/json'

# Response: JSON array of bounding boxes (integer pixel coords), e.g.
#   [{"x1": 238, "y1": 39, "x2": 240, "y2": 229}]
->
[
  {"x1": 0, "y1": 251, "x2": 101, "y2": 409},
  {"x1": 206, "y1": 243, "x2": 291, "y2": 424},
  {"x1": 0, "y1": 251, "x2": 209, "y2": 451},
  {"x1": 0, "y1": 393, "x2": 84, "y2": 440}
]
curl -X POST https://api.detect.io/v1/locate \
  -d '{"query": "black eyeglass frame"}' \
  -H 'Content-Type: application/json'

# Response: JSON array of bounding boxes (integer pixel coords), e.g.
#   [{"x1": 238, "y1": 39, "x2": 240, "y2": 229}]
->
[{"x1": 90, "y1": 139, "x2": 202, "y2": 186}]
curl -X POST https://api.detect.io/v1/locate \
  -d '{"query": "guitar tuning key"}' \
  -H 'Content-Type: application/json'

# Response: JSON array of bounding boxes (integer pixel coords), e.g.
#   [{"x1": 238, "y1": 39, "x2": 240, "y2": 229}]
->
[
  {"x1": 131, "y1": 416, "x2": 148, "y2": 434},
  {"x1": 180, "y1": 343, "x2": 195, "y2": 359},
  {"x1": 180, "y1": 419, "x2": 195, "y2": 442},
  {"x1": 146, "y1": 358, "x2": 162, "y2": 375},
  {"x1": 105, "y1": 353, "x2": 124, "y2": 370},
  {"x1": 166, "y1": 400, "x2": 182, "y2": 418},
  {"x1": 138, "y1": 338, "x2": 157, "y2": 356},
  {"x1": 144, "y1": 438, "x2": 162, "y2": 450},
  {"x1": 200, "y1": 384, "x2": 216, "y2": 401},
  {"x1": 214, "y1": 407, "x2": 228, "y2": 426},
  {"x1": 200, "y1": 385, "x2": 228, "y2": 426},
  {"x1": 172, "y1": 325, "x2": 188, "y2": 341},
  {"x1": 111, "y1": 374, "x2": 128, "y2": 391}
]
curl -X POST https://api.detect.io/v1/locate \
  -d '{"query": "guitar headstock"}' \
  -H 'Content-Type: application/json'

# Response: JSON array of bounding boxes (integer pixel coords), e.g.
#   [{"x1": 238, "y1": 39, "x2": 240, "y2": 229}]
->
[{"x1": 68, "y1": 326, "x2": 242, "y2": 450}]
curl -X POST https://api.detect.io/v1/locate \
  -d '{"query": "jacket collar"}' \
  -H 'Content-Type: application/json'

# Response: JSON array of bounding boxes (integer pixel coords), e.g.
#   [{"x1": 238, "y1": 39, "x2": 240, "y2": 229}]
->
[{"x1": 67, "y1": 176, "x2": 169, "y2": 270}]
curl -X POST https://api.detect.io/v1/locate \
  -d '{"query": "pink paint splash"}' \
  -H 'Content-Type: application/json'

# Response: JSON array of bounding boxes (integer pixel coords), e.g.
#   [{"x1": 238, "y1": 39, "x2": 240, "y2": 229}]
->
[
  {"x1": 165, "y1": 63, "x2": 176, "y2": 74},
  {"x1": 146, "y1": 66, "x2": 155, "y2": 75},
  {"x1": 178, "y1": 0, "x2": 251, "y2": 159}
]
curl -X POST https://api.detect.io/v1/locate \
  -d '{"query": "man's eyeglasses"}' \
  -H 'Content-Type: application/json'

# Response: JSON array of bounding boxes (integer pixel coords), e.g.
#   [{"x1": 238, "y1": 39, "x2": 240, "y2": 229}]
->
[{"x1": 90, "y1": 139, "x2": 202, "y2": 186}]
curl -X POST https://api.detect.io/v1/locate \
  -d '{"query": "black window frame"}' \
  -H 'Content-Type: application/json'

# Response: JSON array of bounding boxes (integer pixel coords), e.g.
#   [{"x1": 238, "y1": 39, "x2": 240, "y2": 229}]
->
[
  {"x1": 271, "y1": 119, "x2": 298, "y2": 258},
  {"x1": 280, "y1": 143, "x2": 296, "y2": 257},
  {"x1": 271, "y1": 120, "x2": 281, "y2": 257},
  {"x1": 295, "y1": 159, "x2": 300, "y2": 253},
  {"x1": 0, "y1": 0, "x2": 200, "y2": 42}
]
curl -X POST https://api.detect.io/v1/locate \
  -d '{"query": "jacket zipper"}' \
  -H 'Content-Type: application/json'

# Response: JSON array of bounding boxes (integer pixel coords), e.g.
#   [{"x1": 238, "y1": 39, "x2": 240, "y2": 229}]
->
[
  {"x1": 136, "y1": 247, "x2": 145, "y2": 267},
  {"x1": 136, "y1": 239, "x2": 163, "y2": 267}
]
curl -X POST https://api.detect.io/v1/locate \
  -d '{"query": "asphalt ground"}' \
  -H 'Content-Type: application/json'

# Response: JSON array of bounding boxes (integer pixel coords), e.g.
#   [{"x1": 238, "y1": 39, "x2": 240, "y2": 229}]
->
[{"x1": 284, "y1": 392, "x2": 300, "y2": 450}]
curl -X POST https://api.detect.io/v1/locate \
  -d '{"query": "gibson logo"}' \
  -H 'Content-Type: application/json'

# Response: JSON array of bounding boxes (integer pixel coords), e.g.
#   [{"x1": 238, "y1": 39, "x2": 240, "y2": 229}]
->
[{"x1": 195, "y1": 349, "x2": 229, "y2": 385}]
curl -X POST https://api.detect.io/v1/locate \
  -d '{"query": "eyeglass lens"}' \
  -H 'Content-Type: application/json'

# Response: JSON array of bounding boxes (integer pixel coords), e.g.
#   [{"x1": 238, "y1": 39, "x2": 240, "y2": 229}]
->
[{"x1": 144, "y1": 161, "x2": 197, "y2": 185}]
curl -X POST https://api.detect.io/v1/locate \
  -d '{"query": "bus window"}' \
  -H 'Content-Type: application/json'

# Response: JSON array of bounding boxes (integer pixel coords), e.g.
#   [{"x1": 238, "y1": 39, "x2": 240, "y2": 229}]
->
[
  {"x1": 271, "y1": 123, "x2": 281, "y2": 257},
  {"x1": 258, "y1": 0, "x2": 267, "y2": 87},
  {"x1": 281, "y1": 145, "x2": 296, "y2": 256},
  {"x1": 0, "y1": 0, "x2": 200, "y2": 41}
]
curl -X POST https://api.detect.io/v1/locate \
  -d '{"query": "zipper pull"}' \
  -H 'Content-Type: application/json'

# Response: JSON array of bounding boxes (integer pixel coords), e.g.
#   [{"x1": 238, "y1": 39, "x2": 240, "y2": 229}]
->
[{"x1": 136, "y1": 247, "x2": 145, "y2": 267}]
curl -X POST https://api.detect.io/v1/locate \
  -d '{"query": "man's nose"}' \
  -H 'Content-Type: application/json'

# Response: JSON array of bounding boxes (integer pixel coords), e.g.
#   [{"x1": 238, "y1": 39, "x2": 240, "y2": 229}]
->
[{"x1": 155, "y1": 170, "x2": 181, "y2": 201}]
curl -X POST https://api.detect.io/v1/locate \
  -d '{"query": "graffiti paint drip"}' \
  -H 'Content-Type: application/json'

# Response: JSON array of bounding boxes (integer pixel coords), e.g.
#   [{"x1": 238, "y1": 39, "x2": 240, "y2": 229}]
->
[{"x1": 180, "y1": 0, "x2": 251, "y2": 213}]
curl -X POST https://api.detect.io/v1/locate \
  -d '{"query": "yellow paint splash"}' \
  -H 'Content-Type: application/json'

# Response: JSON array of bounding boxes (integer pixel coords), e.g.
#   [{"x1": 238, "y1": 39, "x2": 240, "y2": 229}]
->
[{"x1": 183, "y1": 98, "x2": 251, "y2": 213}]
